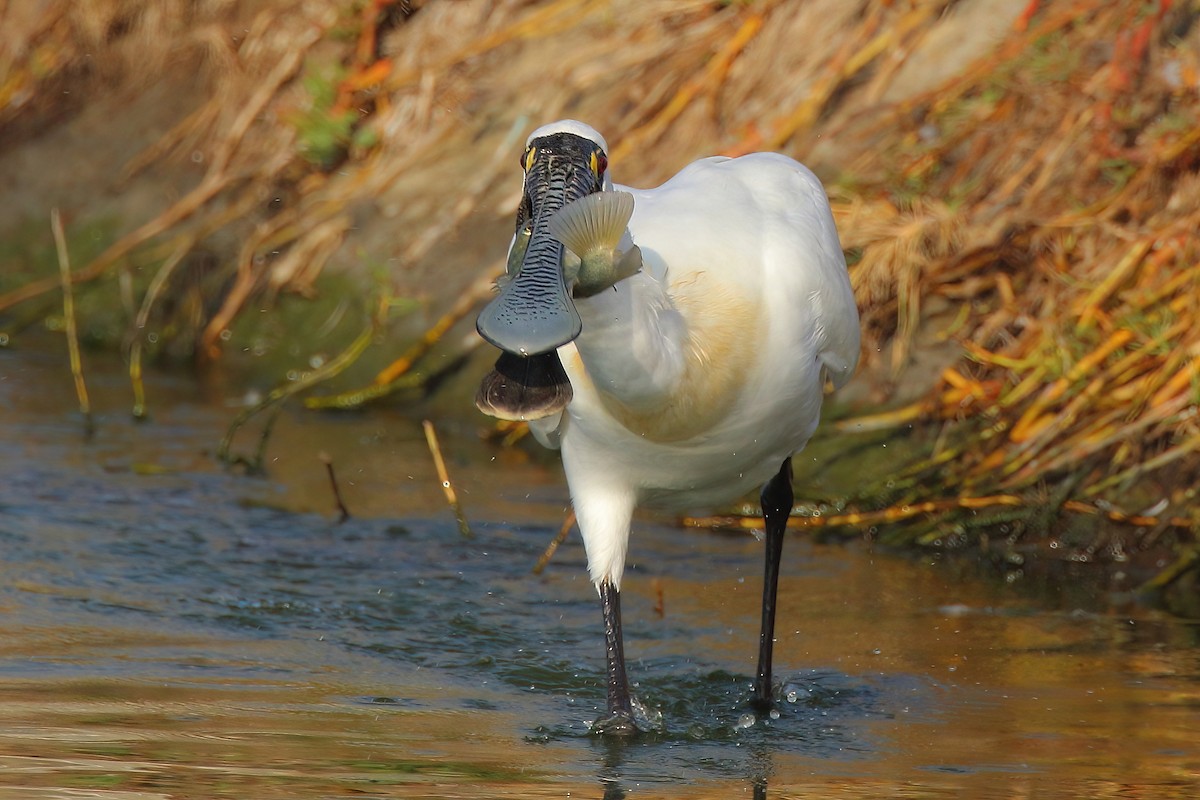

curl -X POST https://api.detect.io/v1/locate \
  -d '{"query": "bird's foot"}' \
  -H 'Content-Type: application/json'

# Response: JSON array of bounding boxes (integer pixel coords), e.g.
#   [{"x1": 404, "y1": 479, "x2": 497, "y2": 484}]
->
[
  {"x1": 590, "y1": 695, "x2": 664, "y2": 737},
  {"x1": 590, "y1": 710, "x2": 640, "y2": 737},
  {"x1": 749, "y1": 689, "x2": 777, "y2": 714},
  {"x1": 750, "y1": 672, "x2": 779, "y2": 713}
]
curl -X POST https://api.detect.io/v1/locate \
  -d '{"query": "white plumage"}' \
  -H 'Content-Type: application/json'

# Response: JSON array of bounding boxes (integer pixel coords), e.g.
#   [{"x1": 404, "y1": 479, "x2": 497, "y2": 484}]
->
[
  {"x1": 528, "y1": 135, "x2": 859, "y2": 588},
  {"x1": 476, "y1": 120, "x2": 859, "y2": 731}
]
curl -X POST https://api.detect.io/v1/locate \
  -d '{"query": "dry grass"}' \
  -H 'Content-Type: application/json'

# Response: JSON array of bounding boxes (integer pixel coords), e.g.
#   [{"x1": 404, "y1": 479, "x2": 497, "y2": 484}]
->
[
  {"x1": 827, "y1": 2, "x2": 1200, "y2": 553},
  {"x1": 1, "y1": 0, "x2": 1197, "y2": 598}
]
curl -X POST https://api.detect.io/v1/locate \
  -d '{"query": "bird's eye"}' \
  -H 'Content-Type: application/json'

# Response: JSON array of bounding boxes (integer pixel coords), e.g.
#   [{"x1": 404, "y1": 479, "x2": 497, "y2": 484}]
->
[{"x1": 595, "y1": 154, "x2": 608, "y2": 175}]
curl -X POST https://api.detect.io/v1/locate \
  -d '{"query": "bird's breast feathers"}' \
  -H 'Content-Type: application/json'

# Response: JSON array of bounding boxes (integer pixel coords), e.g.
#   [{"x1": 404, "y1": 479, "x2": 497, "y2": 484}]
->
[
  {"x1": 589, "y1": 272, "x2": 760, "y2": 443},
  {"x1": 556, "y1": 150, "x2": 857, "y2": 455}
]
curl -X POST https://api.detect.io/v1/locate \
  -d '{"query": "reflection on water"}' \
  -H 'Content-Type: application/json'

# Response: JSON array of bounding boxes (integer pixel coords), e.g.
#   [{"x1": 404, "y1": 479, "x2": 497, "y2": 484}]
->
[{"x1": 1, "y1": 338, "x2": 1198, "y2": 798}]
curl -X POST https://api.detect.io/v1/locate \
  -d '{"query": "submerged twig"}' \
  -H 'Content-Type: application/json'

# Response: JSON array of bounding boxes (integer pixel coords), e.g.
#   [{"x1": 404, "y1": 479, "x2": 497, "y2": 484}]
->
[
  {"x1": 1138, "y1": 546, "x2": 1200, "y2": 593},
  {"x1": 218, "y1": 292, "x2": 389, "y2": 468},
  {"x1": 319, "y1": 451, "x2": 351, "y2": 523},
  {"x1": 129, "y1": 243, "x2": 190, "y2": 420},
  {"x1": 684, "y1": 494, "x2": 1026, "y2": 533},
  {"x1": 532, "y1": 510, "x2": 576, "y2": 575},
  {"x1": 51, "y1": 209, "x2": 93, "y2": 437},
  {"x1": 422, "y1": 419, "x2": 471, "y2": 538},
  {"x1": 686, "y1": 493, "x2": 1194, "y2": 539},
  {"x1": 306, "y1": 271, "x2": 495, "y2": 410}
]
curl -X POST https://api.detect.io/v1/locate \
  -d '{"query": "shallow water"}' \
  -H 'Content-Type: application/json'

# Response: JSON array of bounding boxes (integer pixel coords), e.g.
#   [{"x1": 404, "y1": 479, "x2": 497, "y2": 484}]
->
[{"x1": 1, "y1": 339, "x2": 1198, "y2": 799}]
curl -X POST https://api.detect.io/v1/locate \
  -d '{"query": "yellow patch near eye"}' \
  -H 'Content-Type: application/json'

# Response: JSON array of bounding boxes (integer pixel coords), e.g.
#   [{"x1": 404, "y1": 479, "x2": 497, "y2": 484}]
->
[
  {"x1": 589, "y1": 151, "x2": 598, "y2": 175},
  {"x1": 524, "y1": 147, "x2": 537, "y2": 171}
]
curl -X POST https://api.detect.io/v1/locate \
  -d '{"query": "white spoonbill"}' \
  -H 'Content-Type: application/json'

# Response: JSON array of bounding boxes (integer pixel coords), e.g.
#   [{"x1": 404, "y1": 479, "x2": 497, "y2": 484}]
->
[{"x1": 476, "y1": 120, "x2": 860, "y2": 734}]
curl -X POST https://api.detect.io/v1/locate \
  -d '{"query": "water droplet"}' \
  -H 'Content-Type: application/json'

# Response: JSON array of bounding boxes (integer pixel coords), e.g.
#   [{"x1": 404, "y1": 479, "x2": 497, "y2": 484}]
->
[
  {"x1": 735, "y1": 712, "x2": 756, "y2": 730},
  {"x1": 630, "y1": 695, "x2": 663, "y2": 731}
]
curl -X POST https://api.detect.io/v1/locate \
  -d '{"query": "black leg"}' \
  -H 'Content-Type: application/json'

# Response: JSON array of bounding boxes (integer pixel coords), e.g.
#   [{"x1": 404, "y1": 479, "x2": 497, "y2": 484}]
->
[
  {"x1": 752, "y1": 457, "x2": 793, "y2": 710},
  {"x1": 596, "y1": 579, "x2": 636, "y2": 733}
]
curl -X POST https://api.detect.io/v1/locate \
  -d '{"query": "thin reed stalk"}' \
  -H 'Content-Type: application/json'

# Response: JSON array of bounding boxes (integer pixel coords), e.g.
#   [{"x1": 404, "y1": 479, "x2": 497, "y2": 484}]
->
[{"x1": 50, "y1": 209, "x2": 93, "y2": 437}]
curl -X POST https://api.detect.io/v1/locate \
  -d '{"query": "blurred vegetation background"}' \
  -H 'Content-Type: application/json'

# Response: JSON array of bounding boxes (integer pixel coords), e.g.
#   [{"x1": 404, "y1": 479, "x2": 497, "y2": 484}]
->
[{"x1": 0, "y1": 0, "x2": 1197, "y2": 608}]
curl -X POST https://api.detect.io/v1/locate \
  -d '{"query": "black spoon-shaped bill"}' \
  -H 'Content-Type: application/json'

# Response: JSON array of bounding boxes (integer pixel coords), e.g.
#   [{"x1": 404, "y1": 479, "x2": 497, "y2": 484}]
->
[{"x1": 476, "y1": 136, "x2": 603, "y2": 356}]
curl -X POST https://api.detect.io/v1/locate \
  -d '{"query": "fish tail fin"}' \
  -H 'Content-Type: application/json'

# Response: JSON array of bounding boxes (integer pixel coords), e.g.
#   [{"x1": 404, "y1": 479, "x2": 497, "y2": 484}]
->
[{"x1": 547, "y1": 191, "x2": 634, "y2": 255}]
